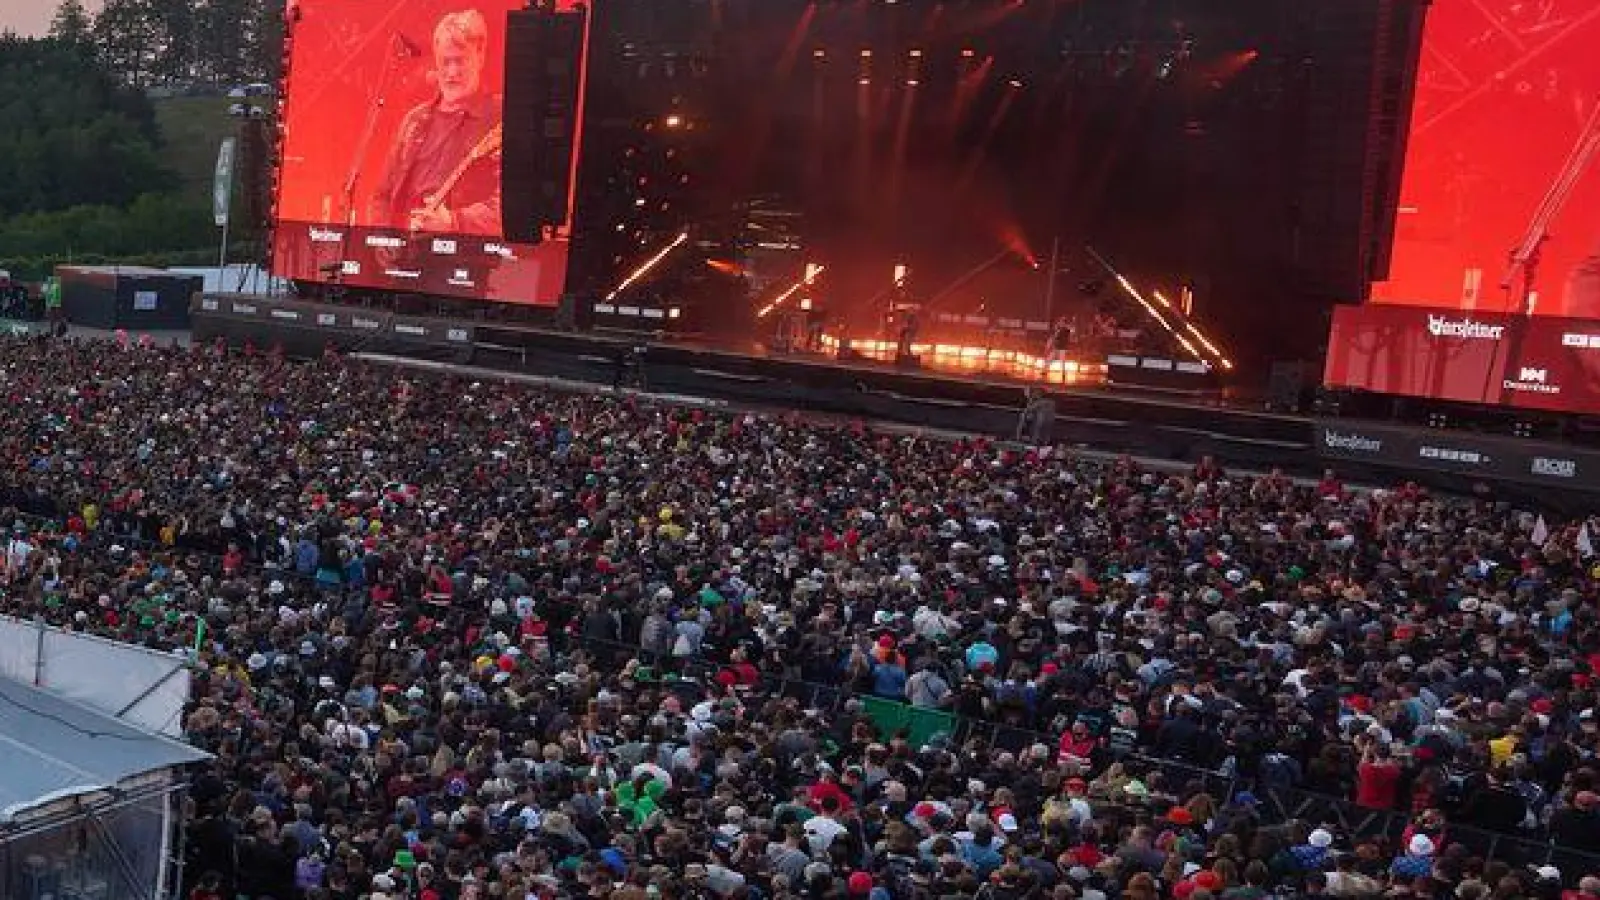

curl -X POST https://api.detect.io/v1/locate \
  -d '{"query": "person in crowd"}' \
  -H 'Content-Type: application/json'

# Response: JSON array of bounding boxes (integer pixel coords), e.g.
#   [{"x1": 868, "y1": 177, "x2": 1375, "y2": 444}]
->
[{"x1": 0, "y1": 334, "x2": 1596, "y2": 900}]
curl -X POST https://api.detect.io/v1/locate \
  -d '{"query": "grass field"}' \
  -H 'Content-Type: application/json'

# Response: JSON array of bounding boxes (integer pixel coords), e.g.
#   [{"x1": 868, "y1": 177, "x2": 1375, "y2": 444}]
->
[{"x1": 152, "y1": 95, "x2": 240, "y2": 195}]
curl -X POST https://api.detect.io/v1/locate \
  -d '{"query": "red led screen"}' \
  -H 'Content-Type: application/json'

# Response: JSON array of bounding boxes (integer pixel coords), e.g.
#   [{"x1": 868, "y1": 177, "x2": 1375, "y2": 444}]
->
[
  {"x1": 1371, "y1": 0, "x2": 1600, "y2": 317},
  {"x1": 269, "y1": 0, "x2": 586, "y2": 304},
  {"x1": 1324, "y1": 303, "x2": 1600, "y2": 414}
]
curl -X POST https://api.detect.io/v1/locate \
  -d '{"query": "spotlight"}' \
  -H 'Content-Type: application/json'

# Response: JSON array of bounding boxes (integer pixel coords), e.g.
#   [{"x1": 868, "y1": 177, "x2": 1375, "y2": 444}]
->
[
  {"x1": 664, "y1": 114, "x2": 683, "y2": 128},
  {"x1": 909, "y1": 48, "x2": 923, "y2": 58},
  {"x1": 1007, "y1": 78, "x2": 1023, "y2": 89},
  {"x1": 961, "y1": 48, "x2": 975, "y2": 58},
  {"x1": 861, "y1": 48, "x2": 873, "y2": 58},
  {"x1": 813, "y1": 48, "x2": 826, "y2": 59}
]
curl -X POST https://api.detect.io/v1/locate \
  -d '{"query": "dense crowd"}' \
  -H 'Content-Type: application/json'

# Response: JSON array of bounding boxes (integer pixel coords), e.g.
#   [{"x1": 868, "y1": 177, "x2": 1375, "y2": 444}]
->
[{"x1": 1, "y1": 334, "x2": 1599, "y2": 900}]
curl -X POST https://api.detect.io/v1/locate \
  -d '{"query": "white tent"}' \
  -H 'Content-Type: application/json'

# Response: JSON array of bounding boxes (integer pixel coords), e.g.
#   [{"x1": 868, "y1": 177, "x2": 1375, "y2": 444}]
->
[{"x1": 0, "y1": 623, "x2": 210, "y2": 900}]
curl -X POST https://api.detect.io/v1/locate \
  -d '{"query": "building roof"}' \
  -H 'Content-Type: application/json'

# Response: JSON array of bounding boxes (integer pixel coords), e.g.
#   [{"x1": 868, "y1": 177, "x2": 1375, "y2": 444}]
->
[
  {"x1": 59, "y1": 265, "x2": 199, "y2": 278},
  {"x1": 0, "y1": 676, "x2": 211, "y2": 824}
]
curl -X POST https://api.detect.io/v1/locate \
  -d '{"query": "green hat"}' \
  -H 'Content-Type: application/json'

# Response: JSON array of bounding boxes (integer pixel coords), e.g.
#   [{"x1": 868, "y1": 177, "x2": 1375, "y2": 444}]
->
[{"x1": 393, "y1": 849, "x2": 416, "y2": 870}]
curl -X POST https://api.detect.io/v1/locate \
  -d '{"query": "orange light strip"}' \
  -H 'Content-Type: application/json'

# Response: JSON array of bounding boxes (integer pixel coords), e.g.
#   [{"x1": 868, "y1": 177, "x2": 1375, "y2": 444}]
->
[
  {"x1": 605, "y1": 232, "x2": 689, "y2": 301},
  {"x1": 757, "y1": 265, "x2": 826, "y2": 318}
]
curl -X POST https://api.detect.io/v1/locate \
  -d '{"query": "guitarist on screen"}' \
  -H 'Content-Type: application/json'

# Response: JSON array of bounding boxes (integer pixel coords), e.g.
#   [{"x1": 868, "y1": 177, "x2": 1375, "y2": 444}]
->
[{"x1": 367, "y1": 9, "x2": 502, "y2": 238}]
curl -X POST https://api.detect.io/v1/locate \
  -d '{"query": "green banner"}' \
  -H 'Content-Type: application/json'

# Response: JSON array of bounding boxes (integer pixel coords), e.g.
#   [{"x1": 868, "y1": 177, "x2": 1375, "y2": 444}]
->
[{"x1": 860, "y1": 696, "x2": 957, "y2": 748}]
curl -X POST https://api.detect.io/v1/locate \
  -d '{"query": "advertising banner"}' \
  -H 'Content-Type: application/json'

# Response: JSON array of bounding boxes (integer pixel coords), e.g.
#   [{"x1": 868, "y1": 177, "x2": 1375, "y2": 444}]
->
[
  {"x1": 1324, "y1": 304, "x2": 1600, "y2": 415},
  {"x1": 1316, "y1": 419, "x2": 1600, "y2": 492}
]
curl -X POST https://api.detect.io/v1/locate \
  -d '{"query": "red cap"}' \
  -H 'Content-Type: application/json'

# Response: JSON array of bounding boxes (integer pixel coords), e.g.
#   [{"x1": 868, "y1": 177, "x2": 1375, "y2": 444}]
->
[
  {"x1": 1168, "y1": 808, "x2": 1194, "y2": 825},
  {"x1": 1194, "y1": 871, "x2": 1224, "y2": 891},
  {"x1": 848, "y1": 872, "x2": 874, "y2": 895},
  {"x1": 913, "y1": 802, "x2": 937, "y2": 819},
  {"x1": 1041, "y1": 662, "x2": 1060, "y2": 676},
  {"x1": 1531, "y1": 697, "x2": 1554, "y2": 715}
]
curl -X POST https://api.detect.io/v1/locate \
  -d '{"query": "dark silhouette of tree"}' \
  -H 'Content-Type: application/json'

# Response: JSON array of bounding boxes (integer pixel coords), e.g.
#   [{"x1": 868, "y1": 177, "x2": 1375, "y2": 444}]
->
[
  {"x1": 0, "y1": 35, "x2": 173, "y2": 215},
  {"x1": 48, "y1": 0, "x2": 94, "y2": 46}
]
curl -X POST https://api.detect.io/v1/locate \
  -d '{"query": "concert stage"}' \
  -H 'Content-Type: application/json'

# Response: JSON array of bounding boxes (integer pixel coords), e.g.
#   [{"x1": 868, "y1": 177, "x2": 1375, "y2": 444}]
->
[{"x1": 192, "y1": 293, "x2": 1600, "y2": 510}]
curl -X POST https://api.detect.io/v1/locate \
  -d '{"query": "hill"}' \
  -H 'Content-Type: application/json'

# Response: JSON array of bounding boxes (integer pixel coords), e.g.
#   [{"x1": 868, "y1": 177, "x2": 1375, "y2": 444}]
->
[{"x1": 152, "y1": 94, "x2": 240, "y2": 195}]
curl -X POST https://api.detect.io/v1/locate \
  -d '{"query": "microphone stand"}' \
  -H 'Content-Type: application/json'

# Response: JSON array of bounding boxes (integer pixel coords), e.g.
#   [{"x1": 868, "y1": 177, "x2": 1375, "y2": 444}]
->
[
  {"x1": 1479, "y1": 97, "x2": 1600, "y2": 406},
  {"x1": 334, "y1": 41, "x2": 408, "y2": 285}
]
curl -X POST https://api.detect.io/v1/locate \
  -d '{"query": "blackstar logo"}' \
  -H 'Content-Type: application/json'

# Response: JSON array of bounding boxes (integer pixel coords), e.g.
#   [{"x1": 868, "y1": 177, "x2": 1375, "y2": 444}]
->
[
  {"x1": 308, "y1": 227, "x2": 343, "y2": 243},
  {"x1": 1427, "y1": 314, "x2": 1505, "y2": 340},
  {"x1": 1531, "y1": 457, "x2": 1577, "y2": 479},
  {"x1": 1324, "y1": 430, "x2": 1382, "y2": 453}
]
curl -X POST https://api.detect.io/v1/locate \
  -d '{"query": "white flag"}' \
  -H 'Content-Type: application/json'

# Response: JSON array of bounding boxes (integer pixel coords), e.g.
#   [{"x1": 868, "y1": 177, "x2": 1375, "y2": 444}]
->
[
  {"x1": 1531, "y1": 515, "x2": 1550, "y2": 546},
  {"x1": 1579, "y1": 523, "x2": 1595, "y2": 559}
]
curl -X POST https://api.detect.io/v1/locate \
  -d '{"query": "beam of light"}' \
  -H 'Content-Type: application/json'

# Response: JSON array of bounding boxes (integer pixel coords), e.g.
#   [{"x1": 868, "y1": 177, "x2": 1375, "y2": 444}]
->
[
  {"x1": 1205, "y1": 49, "x2": 1259, "y2": 86},
  {"x1": 729, "y1": 4, "x2": 816, "y2": 193},
  {"x1": 997, "y1": 223, "x2": 1038, "y2": 268},
  {"x1": 955, "y1": 86, "x2": 1018, "y2": 194},
  {"x1": 705, "y1": 259, "x2": 744, "y2": 276},
  {"x1": 1155, "y1": 289, "x2": 1234, "y2": 371},
  {"x1": 886, "y1": 51, "x2": 920, "y2": 211},
  {"x1": 756, "y1": 265, "x2": 826, "y2": 318},
  {"x1": 1086, "y1": 247, "x2": 1205, "y2": 365},
  {"x1": 949, "y1": 55, "x2": 993, "y2": 137},
  {"x1": 606, "y1": 232, "x2": 689, "y2": 301}
]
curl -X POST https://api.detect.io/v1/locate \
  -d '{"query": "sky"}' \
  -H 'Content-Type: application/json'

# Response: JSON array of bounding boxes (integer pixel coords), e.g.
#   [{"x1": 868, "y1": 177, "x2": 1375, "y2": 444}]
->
[{"x1": 5, "y1": 0, "x2": 102, "y2": 39}]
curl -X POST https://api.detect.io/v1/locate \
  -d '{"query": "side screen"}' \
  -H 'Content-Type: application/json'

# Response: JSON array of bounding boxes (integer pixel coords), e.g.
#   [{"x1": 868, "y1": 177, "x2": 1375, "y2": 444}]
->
[
  {"x1": 270, "y1": 0, "x2": 586, "y2": 305},
  {"x1": 1371, "y1": 1, "x2": 1600, "y2": 317}
]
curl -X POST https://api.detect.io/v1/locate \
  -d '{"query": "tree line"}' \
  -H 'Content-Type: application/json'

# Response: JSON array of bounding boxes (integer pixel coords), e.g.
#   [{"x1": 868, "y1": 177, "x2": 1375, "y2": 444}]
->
[
  {"x1": 0, "y1": 0, "x2": 281, "y2": 282},
  {"x1": 49, "y1": 0, "x2": 282, "y2": 89}
]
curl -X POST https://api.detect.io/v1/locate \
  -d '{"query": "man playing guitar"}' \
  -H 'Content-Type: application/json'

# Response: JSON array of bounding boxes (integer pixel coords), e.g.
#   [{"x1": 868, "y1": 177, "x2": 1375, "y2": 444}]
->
[{"x1": 368, "y1": 9, "x2": 503, "y2": 238}]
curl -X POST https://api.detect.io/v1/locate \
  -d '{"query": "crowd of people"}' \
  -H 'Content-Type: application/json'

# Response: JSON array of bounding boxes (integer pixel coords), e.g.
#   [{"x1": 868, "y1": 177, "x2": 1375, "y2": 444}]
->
[{"x1": 1, "y1": 334, "x2": 1599, "y2": 900}]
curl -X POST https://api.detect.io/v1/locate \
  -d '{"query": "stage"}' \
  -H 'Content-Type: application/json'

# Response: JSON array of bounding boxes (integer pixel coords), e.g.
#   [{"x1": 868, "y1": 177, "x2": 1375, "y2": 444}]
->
[{"x1": 191, "y1": 293, "x2": 1600, "y2": 509}]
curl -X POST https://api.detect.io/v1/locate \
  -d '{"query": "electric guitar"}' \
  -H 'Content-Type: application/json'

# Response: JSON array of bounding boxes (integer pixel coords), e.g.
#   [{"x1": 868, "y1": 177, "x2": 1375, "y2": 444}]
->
[
  {"x1": 408, "y1": 123, "x2": 503, "y2": 233},
  {"x1": 375, "y1": 123, "x2": 503, "y2": 278}
]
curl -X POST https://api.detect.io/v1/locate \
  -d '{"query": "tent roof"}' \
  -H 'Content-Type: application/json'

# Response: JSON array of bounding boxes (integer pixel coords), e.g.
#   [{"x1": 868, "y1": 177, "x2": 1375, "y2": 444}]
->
[{"x1": 0, "y1": 676, "x2": 210, "y2": 824}]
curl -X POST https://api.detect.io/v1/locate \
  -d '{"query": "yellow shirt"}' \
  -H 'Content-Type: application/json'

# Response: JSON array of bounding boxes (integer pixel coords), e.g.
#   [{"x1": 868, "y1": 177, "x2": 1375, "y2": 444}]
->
[{"x1": 1488, "y1": 733, "x2": 1519, "y2": 767}]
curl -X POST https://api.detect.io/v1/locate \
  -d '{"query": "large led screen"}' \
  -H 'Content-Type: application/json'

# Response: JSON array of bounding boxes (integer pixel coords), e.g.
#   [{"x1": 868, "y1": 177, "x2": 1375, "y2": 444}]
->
[
  {"x1": 1324, "y1": 303, "x2": 1600, "y2": 414},
  {"x1": 270, "y1": 0, "x2": 586, "y2": 304},
  {"x1": 1371, "y1": 0, "x2": 1600, "y2": 318}
]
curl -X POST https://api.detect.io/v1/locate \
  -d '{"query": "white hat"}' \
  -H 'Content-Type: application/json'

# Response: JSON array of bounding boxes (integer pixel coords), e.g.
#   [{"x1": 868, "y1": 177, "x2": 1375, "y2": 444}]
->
[
  {"x1": 372, "y1": 873, "x2": 397, "y2": 890},
  {"x1": 997, "y1": 813, "x2": 1019, "y2": 832},
  {"x1": 1409, "y1": 835, "x2": 1434, "y2": 856},
  {"x1": 1534, "y1": 866, "x2": 1561, "y2": 881},
  {"x1": 1309, "y1": 828, "x2": 1333, "y2": 848}
]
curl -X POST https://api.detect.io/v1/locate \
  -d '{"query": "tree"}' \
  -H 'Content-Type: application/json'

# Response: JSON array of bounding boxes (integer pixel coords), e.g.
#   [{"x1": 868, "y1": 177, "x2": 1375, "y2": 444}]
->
[
  {"x1": 0, "y1": 35, "x2": 173, "y2": 215},
  {"x1": 93, "y1": 0, "x2": 160, "y2": 88},
  {"x1": 48, "y1": 0, "x2": 94, "y2": 46},
  {"x1": 146, "y1": 0, "x2": 198, "y2": 83}
]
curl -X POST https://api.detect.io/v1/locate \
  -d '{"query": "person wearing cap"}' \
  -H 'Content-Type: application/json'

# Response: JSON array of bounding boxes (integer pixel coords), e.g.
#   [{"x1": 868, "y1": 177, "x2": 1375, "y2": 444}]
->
[{"x1": 1391, "y1": 834, "x2": 1436, "y2": 879}]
